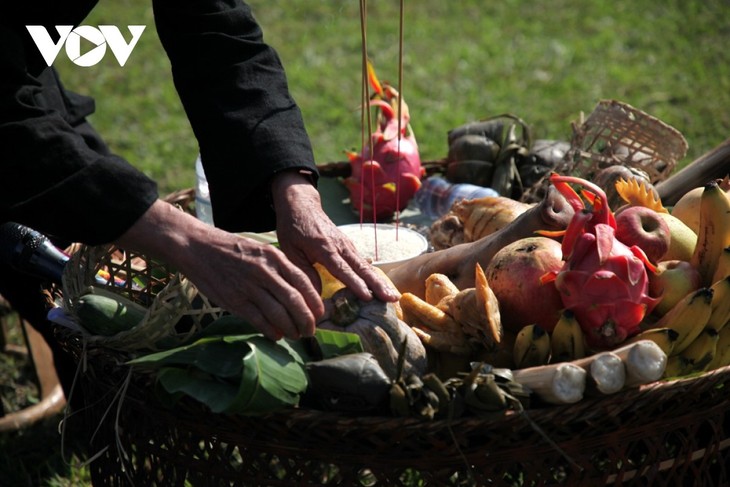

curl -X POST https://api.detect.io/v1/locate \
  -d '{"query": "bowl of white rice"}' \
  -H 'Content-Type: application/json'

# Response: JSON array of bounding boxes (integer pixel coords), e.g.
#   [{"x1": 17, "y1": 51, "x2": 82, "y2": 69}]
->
[{"x1": 338, "y1": 223, "x2": 429, "y2": 274}]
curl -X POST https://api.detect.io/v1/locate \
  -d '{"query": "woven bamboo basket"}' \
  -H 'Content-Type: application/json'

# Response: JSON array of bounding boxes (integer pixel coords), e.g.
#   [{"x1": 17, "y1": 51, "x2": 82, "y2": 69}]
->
[
  {"x1": 57, "y1": 347, "x2": 730, "y2": 486},
  {"x1": 47, "y1": 189, "x2": 730, "y2": 487},
  {"x1": 521, "y1": 99, "x2": 688, "y2": 203},
  {"x1": 560, "y1": 99, "x2": 688, "y2": 183}
]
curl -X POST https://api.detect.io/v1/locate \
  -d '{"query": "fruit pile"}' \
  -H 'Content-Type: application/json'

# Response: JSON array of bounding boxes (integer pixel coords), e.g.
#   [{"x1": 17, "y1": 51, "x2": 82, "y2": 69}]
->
[
  {"x1": 386, "y1": 171, "x2": 730, "y2": 409},
  {"x1": 60, "y1": 171, "x2": 729, "y2": 419}
]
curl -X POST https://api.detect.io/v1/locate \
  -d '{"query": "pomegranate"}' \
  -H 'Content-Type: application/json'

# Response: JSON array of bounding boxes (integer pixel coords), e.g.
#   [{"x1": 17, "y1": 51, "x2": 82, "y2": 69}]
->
[{"x1": 485, "y1": 236, "x2": 564, "y2": 333}]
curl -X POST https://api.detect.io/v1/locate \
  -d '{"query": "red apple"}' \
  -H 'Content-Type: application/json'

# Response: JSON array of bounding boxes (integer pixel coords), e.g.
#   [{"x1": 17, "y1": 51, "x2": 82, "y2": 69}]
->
[
  {"x1": 649, "y1": 260, "x2": 702, "y2": 316},
  {"x1": 614, "y1": 206, "x2": 671, "y2": 263}
]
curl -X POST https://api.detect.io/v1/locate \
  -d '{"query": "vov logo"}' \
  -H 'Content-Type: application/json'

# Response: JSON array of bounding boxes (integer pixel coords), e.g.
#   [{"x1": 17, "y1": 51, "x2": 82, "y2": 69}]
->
[{"x1": 26, "y1": 25, "x2": 146, "y2": 67}]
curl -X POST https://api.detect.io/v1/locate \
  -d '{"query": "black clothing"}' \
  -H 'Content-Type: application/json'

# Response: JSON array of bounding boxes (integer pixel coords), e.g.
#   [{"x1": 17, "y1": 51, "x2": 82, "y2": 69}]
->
[
  {"x1": 1, "y1": 0, "x2": 319, "y2": 242},
  {"x1": 0, "y1": 0, "x2": 319, "y2": 398}
]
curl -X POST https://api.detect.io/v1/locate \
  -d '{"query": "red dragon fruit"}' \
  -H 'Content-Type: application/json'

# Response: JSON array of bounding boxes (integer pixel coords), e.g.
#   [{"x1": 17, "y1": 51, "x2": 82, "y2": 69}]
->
[
  {"x1": 344, "y1": 63, "x2": 424, "y2": 221},
  {"x1": 540, "y1": 174, "x2": 661, "y2": 349}
]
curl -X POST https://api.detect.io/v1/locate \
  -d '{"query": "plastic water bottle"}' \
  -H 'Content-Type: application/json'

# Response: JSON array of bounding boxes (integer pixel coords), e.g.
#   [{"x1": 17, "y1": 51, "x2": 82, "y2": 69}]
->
[
  {"x1": 414, "y1": 176, "x2": 499, "y2": 220},
  {"x1": 194, "y1": 154, "x2": 215, "y2": 225}
]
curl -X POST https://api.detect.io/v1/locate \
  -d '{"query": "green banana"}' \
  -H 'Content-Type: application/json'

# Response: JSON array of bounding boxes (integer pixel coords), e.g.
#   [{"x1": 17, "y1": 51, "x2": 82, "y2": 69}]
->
[
  {"x1": 623, "y1": 327, "x2": 679, "y2": 357},
  {"x1": 706, "y1": 275, "x2": 730, "y2": 332},
  {"x1": 649, "y1": 287, "x2": 714, "y2": 355},
  {"x1": 664, "y1": 328, "x2": 719, "y2": 378},
  {"x1": 690, "y1": 181, "x2": 730, "y2": 287},
  {"x1": 513, "y1": 324, "x2": 551, "y2": 369},
  {"x1": 550, "y1": 309, "x2": 586, "y2": 363}
]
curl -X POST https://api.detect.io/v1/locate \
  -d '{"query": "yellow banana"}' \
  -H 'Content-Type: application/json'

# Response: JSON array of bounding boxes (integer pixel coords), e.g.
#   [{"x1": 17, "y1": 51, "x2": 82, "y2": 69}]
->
[
  {"x1": 711, "y1": 245, "x2": 730, "y2": 284},
  {"x1": 690, "y1": 181, "x2": 730, "y2": 287},
  {"x1": 648, "y1": 287, "x2": 714, "y2": 355},
  {"x1": 550, "y1": 310, "x2": 586, "y2": 362},
  {"x1": 706, "y1": 275, "x2": 730, "y2": 332},
  {"x1": 665, "y1": 328, "x2": 719, "y2": 377},
  {"x1": 662, "y1": 355, "x2": 687, "y2": 379},
  {"x1": 513, "y1": 324, "x2": 551, "y2": 369},
  {"x1": 624, "y1": 327, "x2": 679, "y2": 357},
  {"x1": 706, "y1": 325, "x2": 730, "y2": 371}
]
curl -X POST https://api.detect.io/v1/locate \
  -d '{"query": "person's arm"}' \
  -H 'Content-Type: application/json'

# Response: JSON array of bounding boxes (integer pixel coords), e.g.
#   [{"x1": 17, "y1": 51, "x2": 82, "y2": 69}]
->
[
  {"x1": 152, "y1": 0, "x2": 318, "y2": 232},
  {"x1": 152, "y1": 0, "x2": 399, "y2": 302},
  {"x1": 114, "y1": 198, "x2": 323, "y2": 341},
  {"x1": 0, "y1": 23, "x2": 158, "y2": 244},
  {"x1": 271, "y1": 170, "x2": 400, "y2": 303}
]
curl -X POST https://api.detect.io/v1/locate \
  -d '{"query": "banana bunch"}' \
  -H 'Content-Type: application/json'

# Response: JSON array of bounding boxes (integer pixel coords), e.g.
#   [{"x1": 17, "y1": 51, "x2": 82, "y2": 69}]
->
[
  {"x1": 550, "y1": 310, "x2": 587, "y2": 363},
  {"x1": 658, "y1": 276, "x2": 730, "y2": 377},
  {"x1": 512, "y1": 310, "x2": 587, "y2": 369},
  {"x1": 513, "y1": 324, "x2": 551, "y2": 369},
  {"x1": 641, "y1": 180, "x2": 730, "y2": 377},
  {"x1": 690, "y1": 180, "x2": 730, "y2": 287}
]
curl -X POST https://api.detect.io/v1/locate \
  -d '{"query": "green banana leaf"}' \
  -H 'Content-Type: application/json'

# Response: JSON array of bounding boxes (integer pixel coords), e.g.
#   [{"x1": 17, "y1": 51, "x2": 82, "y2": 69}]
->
[
  {"x1": 129, "y1": 333, "x2": 306, "y2": 414},
  {"x1": 172, "y1": 312, "x2": 363, "y2": 361},
  {"x1": 285, "y1": 328, "x2": 364, "y2": 361},
  {"x1": 127, "y1": 316, "x2": 363, "y2": 414},
  {"x1": 156, "y1": 367, "x2": 238, "y2": 413}
]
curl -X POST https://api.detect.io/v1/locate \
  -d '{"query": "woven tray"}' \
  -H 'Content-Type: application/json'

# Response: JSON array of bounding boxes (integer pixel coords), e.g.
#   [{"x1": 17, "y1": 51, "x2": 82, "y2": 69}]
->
[{"x1": 49, "y1": 190, "x2": 729, "y2": 486}]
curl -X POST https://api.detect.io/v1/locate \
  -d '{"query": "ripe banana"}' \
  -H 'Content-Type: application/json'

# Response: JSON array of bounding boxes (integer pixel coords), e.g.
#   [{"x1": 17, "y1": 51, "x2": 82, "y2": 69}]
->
[
  {"x1": 690, "y1": 180, "x2": 730, "y2": 287},
  {"x1": 648, "y1": 287, "x2": 714, "y2": 355},
  {"x1": 706, "y1": 275, "x2": 730, "y2": 333},
  {"x1": 711, "y1": 245, "x2": 730, "y2": 285},
  {"x1": 706, "y1": 325, "x2": 730, "y2": 371},
  {"x1": 550, "y1": 310, "x2": 586, "y2": 362},
  {"x1": 513, "y1": 324, "x2": 551, "y2": 369},
  {"x1": 663, "y1": 328, "x2": 719, "y2": 377},
  {"x1": 624, "y1": 327, "x2": 679, "y2": 357}
]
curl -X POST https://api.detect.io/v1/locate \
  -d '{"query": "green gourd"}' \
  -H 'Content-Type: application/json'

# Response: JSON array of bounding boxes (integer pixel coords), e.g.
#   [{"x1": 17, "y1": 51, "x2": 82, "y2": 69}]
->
[{"x1": 74, "y1": 292, "x2": 147, "y2": 336}]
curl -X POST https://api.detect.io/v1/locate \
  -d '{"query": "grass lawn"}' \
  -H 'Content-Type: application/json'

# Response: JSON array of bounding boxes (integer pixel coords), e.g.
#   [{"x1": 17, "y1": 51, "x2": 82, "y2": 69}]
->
[
  {"x1": 46, "y1": 0, "x2": 730, "y2": 195},
  {"x1": 2, "y1": 0, "x2": 729, "y2": 485}
]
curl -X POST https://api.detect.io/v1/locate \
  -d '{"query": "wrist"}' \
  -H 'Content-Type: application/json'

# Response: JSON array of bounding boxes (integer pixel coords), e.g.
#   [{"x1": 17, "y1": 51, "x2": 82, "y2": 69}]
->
[
  {"x1": 270, "y1": 168, "x2": 319, "y2": 212},
  {"x1": 114, "y1": 199, "x2": 208, "y2": 268},
  {"x1": 270, "y1": 168, "x2": 316, "y2": 192}
]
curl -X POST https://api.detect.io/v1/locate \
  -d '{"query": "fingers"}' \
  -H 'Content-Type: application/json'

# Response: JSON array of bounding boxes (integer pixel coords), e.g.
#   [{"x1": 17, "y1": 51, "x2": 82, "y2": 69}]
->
[
  {"x1": 281, "y1": 229, "x2": 400, "y2": 303},
  {"x1": 235, "y1": 285, "x2": 314, "y2": 341},
  {"x1": 183, "y1": 236, "x2": 323, "y2": 341},
  {"x1": 239, "y1": 263, "x2": 321, "y2": 340},
  {"x1": 325, "y1": 253, "x2": 400, "y2": 303}
]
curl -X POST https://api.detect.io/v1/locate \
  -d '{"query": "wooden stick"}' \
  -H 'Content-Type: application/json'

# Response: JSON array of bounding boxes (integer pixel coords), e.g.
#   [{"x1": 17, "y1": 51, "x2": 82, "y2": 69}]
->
[
  {"x1": 656, "y1": 137, "x2": 730, "y2": 206},
  {"x1": 511, "y1": 362, "x2": 586, "y2": 404}
]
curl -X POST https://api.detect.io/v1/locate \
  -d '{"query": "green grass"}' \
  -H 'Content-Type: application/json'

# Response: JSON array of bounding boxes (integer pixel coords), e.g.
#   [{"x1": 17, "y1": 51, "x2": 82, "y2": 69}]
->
[
  {"x1": 2, "y1": 0, "x2": 730, "y2": 484},
  {"x1": 50, "y1": 0, "x2": 730, "y2": 196}
]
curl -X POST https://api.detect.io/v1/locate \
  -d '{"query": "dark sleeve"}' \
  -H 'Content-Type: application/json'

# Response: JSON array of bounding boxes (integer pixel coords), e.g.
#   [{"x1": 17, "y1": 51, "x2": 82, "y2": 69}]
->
[
  {"x1": 0, "y1": 24, "x2": 159, "y2": 245},
  {"x1": 152, "y1": 0, "x2": 319, "y2": 232}
]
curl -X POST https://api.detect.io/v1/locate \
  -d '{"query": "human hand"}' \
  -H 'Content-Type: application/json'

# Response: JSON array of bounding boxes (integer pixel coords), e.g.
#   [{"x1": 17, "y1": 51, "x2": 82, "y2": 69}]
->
[
  {"x1": 271, "y1": 171, "x2": 400, "y2": 303},
  {"x1": 115, "y1": 200, "x2": 323, "y2": 341}
]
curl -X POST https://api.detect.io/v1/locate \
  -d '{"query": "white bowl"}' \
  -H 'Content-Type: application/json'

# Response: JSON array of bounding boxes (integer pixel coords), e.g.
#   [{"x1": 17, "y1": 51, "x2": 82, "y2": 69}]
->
[{"x1": 338, "y1": 223, "x2": 429, "y2": 273}]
